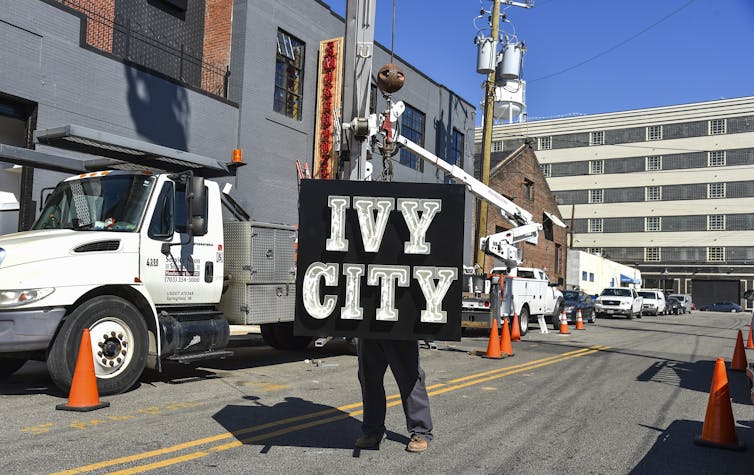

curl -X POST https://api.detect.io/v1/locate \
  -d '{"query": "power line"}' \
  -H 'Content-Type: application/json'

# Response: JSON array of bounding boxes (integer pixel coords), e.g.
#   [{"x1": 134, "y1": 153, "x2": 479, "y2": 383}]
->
[{"x1": 530, "y1": 0, "x2": 697, "y2": 83}]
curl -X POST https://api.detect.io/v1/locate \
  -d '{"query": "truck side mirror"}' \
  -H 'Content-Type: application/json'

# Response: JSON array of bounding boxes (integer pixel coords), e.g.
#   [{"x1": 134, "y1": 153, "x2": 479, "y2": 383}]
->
[
  {"x1": 557, "y1": 277, "x2": 564, "y2": 286},
  {"x1": 187, "y1": 176, "x2": 208, "y2": 237}
]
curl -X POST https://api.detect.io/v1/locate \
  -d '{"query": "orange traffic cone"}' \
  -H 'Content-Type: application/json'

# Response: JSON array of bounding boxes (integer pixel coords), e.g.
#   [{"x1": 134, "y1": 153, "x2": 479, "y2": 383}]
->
[
  {"x1": 694, "y1": 357, "x2": 744, "y2": 450},
  {"x1": 56, "y1": 329, "x2": 110, "y2": 412},
  {"x1": 730, "y1": 330, "x2": 748, "y2": 372},
  {"x1": 511, "y1": 313, "x2": 521, "y2": 342},
  {"x1": 575, "y1": 309, "x2": 586, "y2": 330},
  {"x1": 558, "y1": 309, "x2": 570, "y2": 335},
  {"x1": 746, "y1": 326, "x2": 754, "y2": 350},
  {"x1": 500, "y1": 318, "x2": 514, "y2": 357},
  {"x1": 484, "y1": 318, "x2": 502, "y2": 359}
]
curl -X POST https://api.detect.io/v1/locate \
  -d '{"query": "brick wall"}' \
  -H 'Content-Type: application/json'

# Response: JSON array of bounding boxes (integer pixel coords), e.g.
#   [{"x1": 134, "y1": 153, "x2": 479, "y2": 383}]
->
[
  {"x1": 56, "y1": 0, "x2": 115, "y2": 53},
  {"x1": 202, "y1": 0, "x2": 232, "y2": 95},
  {"x1": 473, "y1": 145, "x2": 569, "y2": 285}
]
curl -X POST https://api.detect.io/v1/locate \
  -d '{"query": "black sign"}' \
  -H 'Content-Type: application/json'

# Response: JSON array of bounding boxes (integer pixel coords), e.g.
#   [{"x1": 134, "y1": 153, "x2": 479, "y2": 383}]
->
[{"x1": 295, "y1": 179, "x2": 464, "y2": 341}]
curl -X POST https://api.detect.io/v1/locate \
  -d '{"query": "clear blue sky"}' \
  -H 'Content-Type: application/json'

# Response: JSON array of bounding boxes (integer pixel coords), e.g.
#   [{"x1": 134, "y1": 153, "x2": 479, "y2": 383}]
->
[{"x1": 325, "y1": 0, "x2": 754, "y2": 124}]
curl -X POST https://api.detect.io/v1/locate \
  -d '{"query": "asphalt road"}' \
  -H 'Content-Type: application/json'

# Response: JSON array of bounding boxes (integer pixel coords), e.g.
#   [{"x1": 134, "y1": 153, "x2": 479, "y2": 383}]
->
[{"x1": 2, "y1": 311, "x2": 754, "y2": 474}]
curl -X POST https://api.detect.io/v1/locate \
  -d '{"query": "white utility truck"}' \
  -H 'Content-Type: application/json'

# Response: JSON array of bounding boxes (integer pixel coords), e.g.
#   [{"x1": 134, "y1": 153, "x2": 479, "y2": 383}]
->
[
  {"x1": 462, "y1": 266, "x2": 564, "y2": 335},
  {"x1": 0, "y1": 134, "x2": 306, "y2": 395}
]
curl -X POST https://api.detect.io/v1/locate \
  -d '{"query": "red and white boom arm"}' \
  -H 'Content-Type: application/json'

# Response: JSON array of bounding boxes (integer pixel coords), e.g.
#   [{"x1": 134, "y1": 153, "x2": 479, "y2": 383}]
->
[{"x1": 382, "y1": 101, "x2": 542, "y2": 268}]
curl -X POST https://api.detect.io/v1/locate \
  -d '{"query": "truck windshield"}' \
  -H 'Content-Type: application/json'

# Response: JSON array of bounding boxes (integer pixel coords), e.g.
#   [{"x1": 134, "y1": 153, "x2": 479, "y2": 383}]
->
[
  {"x1": 601, "y1": 288, "x2": 630, "y2": 297},
  {"x1": 33, "y1": 174, "x2": 155, "y2": 232}
]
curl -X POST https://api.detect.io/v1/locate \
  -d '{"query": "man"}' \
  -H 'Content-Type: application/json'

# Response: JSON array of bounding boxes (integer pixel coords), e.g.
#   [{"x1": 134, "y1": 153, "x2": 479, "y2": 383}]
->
[{"x1": 355, "y1": 338, "x2": 433, "y2": 452}]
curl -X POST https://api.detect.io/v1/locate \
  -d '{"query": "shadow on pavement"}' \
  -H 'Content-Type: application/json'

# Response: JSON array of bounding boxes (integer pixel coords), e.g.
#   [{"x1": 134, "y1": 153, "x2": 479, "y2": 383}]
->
[
  {"x1": 630, "y1": 419, "x2": 753, "y2": 474},
  {"x1": 637, "y1": 359, "x2": 752, "y2": 404},
  {"x1": 213, "y1": 395, "x2": 408, "y2": 455}
]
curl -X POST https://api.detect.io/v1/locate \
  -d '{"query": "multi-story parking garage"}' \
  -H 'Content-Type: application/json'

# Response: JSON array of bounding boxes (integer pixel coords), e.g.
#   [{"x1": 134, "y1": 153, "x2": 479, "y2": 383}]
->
[{"x1": 482, "y1": 96, "x2": 754, "y2": 309}]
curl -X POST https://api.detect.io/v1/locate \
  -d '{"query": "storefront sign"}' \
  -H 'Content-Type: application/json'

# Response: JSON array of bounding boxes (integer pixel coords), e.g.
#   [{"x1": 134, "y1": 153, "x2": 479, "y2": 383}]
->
[{"x1": 295, "y1": 179, "x2": 464, "y2": 341}]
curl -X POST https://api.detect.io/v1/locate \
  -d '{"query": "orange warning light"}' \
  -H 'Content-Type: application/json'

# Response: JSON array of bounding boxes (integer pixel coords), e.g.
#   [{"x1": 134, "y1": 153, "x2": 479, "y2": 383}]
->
[{"x1": 232, "y1": 149, "x2": 243, "y2": 163}]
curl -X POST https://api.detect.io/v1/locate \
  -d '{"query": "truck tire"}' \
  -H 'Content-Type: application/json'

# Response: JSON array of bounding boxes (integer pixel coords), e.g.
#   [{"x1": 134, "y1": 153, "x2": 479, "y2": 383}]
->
[
  {"x1": 260, "y1": 322, "x2": 312, "y2": 350},
  {"x1": 0, "y1": 358, "x2": 27, "y2": 378},
  {"x1": 47, "y1": 296, "x2": 148, "y2": 396},
  {"x1": 518, "y1": 307, "x2": 529, "y2": 336}
]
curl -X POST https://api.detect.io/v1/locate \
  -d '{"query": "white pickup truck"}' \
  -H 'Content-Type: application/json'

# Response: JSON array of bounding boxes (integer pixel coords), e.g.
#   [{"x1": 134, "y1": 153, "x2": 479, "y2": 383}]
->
[{"x1": 462, "y1": 266, "x2": 564, "y2": 335}]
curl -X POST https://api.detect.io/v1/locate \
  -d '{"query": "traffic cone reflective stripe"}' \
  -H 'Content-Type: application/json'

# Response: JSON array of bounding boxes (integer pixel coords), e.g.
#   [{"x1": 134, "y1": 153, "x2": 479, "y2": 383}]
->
[
  {"x1": 56, "y1": 328, "x2": 110, "y2": 412},
  {"x1": 511, "y1": 313, "x2": 521, "y2": 342},
  {"x1": 746, "y1": 326, "x2": 754, "y2": 350},
  {"x1": 500, "y1": 318, "x2": 514, "y2": 356},
  {"x1": 730, "y1": 330, "x2": 747, "y2": 372},
  {"x1": 559, "y1": 309, "x2": 570, "y2": 335},
  {"x1": 575, "y1": 309, "x2": 586, "y2": 330},
  {"x1": 484, "y1": 318, "x2": 502, "y2": 359},
  {"x1": 694, "y1": 357, "x2": 744, "y2": 450}
]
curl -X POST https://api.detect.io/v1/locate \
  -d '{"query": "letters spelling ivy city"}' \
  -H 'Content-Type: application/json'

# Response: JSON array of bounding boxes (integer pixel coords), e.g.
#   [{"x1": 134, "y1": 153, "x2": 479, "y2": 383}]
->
[{"x1": 301, "y1": 195, "x2": 458, "y2": 324}]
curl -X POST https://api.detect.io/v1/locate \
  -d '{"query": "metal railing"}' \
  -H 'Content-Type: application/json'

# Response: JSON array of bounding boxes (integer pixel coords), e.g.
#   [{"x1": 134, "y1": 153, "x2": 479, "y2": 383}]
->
[{"x1": 54, "y1": 0, "x2": 230, "y2": 98}]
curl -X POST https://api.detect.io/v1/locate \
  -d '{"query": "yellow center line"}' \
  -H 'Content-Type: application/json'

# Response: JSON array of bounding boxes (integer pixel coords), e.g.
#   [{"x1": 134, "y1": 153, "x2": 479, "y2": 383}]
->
[{"x1": 52, "y1": 345, "x2": 607, "y2": 475}]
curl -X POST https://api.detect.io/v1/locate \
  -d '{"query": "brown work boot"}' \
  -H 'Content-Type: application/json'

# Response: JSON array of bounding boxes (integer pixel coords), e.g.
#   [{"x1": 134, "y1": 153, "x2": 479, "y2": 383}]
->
[
  {"x1": 355, "y1": 433, "x2": 382, "y2": 449},
  {"x1": 406, "y1": 434, "x2": 429, "y2": 452}
]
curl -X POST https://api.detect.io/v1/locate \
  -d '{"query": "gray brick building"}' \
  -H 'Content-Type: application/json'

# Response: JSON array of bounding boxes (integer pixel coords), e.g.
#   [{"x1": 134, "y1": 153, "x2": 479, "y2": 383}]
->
[
  {"x1": 0, "y1": 0, "x2": 477, "y2": 262},
  {"x1": 480, "y1": 96, "x2": 754, "y2": 309}
]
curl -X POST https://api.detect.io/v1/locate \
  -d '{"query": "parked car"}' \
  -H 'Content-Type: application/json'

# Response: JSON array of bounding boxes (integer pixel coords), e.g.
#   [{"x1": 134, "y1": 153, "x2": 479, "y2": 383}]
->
[
  {"x1": 700, "y1": 302, "x2": 743, "y2": 312},
  {"x1": 563, "y1": 290, "x2": 596, "y2": 323},
  {"x1": 595, "y1": 287, "x2": 643, "y2": 319},
  {"x1": 665, "y1": 296, "x2": 684, "y2": 315},
  {"x1": 638, "y1": 289, "x2": 666, "y2": 316},
  {"x1": 669, "y1": 294, "x2": 693, "y2": 314}
]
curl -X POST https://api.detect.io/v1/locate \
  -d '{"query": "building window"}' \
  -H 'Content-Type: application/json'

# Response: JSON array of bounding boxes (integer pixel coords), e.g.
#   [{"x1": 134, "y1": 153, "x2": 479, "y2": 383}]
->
[
  {"x1": 589, "y1": 160, "x2": 604, "y2": 175},
  {"x1": 647, "y1": 125, "x2": 662, "y2": 141},
  {"x1": 274, "y1": 30, "x2": 305, "y2": 120},
  {"x1": 588, "y1": 218, "x2": 603, "y2": 233},
  {"x1": 540, "y1": 163, "x2": 551, "y2": 177},
  {"x1": 589, "y1": 189, "x2": 603, "y2": 204},
  {"x1": 645, "y1": 156, "x2": 662, "y2": 171},
  {"x1": 538, "y1": 136, "x2": 552, "y2": 150},
  {"x1": 645, "y1": 216, "x2": 661, "y2": 231},
  {"x1": 492, "y1": 140, "x2": 503, "y2": 152},
  {"x1": 707, "y1": 247, "x2": 725, "y2": 262},
  {"x1": 708, "y1": 151, "x2": 726, "y2": 167},
  {"x1": 554, "y1": 244, "x2": 562, "y2": 274},
  {"x1": 708, "y1": 183, "x2": 726, "y2": 199},
  {"x1": 445, "y1": 128, "x2": 464, "y2": 184},
  {"x1": 399, "y1": 103, "x2": 425, "y2": 171},
  {"x1": 645, "y1": 185, "x2": 662, "y2": 201},
  {"x1": 582, "y1": 271, "x2": 588, "y2": 281},
  {"x1": 645, "y1": 247, "x2": 661, "y2": 262},
  {"x1": 523, "y1": 179, "x2": 534, "y2": 201},
  {"x1": 709, "y1": 118, "x2": 727, "y2": 135},
  {"x1": 589, "y1": 131, "x2": 604, "y2": 146},
  {"x1": 588, "y1": 247, "x2": 601, "y2": 256},
  {"x1": 589, "y1": 272, "x2": 595, "y2": 282},
  {"x1": 707, "y1": 214, "x2": 726, "y2": 231}
]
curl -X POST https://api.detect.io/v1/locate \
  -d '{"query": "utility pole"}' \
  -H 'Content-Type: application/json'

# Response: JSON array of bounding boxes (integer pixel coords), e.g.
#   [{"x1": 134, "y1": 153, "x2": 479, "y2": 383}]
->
[
  {"x1": 475, "y1": 0, "x2": 532, "y2": 270},
  {"x1": 475, "y1": 0, "x2": 503, "y2": 271}
]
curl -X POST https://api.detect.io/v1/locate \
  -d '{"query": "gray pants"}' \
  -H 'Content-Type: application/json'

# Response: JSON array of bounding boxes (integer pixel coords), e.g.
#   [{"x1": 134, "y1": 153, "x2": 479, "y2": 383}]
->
[{"x1": 357, "y1": 338, "x2": 433, "y2": 441}]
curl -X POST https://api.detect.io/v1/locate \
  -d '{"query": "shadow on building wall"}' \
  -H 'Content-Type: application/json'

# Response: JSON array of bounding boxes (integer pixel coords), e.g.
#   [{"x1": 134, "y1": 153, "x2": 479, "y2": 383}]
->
[{"x1": 125, "y1": 64, "x2": 189, "y2": 151}]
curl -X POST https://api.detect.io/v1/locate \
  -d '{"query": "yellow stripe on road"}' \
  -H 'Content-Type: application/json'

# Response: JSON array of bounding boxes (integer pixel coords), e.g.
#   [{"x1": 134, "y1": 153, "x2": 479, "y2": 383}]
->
[{"x1": 51, "y1": 345, "x2": 607, "y2": 475}]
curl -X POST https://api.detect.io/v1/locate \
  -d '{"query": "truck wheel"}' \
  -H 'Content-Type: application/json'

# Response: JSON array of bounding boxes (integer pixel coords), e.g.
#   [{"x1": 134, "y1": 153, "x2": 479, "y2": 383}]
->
[
  {"x1": 518, "y1": 307, "x2": 529, "y2": 336},
  {"x1": 47, "y1": 296, "x2": 148, "y2": 396},
  {"x1": 260, "y1": 322, "x2": 312, "y2": 350},
  {"x1": 0, "y1": 358, "x2": 27, "y2": 378}
]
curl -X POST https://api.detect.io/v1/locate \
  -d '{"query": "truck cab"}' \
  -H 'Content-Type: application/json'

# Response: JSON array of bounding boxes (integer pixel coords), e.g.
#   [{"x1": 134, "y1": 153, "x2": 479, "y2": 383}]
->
[{"x1": 0, "y1": 170, "x2": 230, "y2": 394}]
